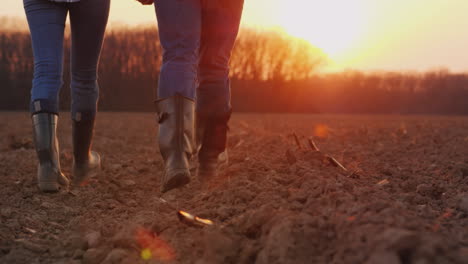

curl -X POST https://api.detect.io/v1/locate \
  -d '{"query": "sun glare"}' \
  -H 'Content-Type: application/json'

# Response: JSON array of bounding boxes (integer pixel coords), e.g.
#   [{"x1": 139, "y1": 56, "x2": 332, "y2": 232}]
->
[{"x1": 276, "y1": 0, "x2": 366, "y2": 64}]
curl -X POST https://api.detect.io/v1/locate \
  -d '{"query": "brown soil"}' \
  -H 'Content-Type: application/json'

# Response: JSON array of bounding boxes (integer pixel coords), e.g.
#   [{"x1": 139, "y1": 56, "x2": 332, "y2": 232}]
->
[{"x1": 0, "y1": 112, "x2": 467, "y2": 264}]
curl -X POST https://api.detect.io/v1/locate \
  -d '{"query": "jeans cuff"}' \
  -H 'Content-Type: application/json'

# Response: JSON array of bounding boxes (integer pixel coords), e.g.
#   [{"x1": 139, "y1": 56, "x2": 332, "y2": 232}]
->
[
  {"x1": 30, "y1": 99, "x2": 59, "y2": 115},
  {"x1": 71, "y1": 110, "x2": 96, "y2": 122}
]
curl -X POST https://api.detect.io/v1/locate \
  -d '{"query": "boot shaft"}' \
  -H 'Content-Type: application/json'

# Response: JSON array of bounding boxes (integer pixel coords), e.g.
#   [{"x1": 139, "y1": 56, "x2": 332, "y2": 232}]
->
[
  {"x1": 32, "y1": 113, "x2": 70, "y2": 191},
  {"x1": 196, "y1": 110, "x2": 231, "y2": 161},
  {"x1": 32, "y1": 113, "x2": 60, "y2": 168},
  {"x1": 156, "y1": 94, "x2": 195, "y2": 162},
  {"x1": 72, "y1": 117, "x2": 95, "y2": 164},
  {"x1": 156, "y1": 94, "x2": 195, "y2": 192}
]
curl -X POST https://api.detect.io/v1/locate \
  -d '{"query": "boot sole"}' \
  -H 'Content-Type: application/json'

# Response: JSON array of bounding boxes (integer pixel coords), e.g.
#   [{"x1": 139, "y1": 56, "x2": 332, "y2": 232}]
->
[{"x1": 161, "y1": 169, "x2": 191, "y2": 193}]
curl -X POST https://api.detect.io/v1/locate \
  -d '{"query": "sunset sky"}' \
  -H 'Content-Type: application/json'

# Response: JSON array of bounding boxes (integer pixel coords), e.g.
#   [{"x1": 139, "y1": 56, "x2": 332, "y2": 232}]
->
[{"x1": 3, "y1": 0, "x2": 468, "y2": 72}]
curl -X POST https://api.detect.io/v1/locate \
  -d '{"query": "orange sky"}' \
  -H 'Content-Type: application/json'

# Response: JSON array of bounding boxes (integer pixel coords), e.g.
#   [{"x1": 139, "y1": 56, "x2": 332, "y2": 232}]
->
[{"x1": 2, "y1": 0, "x2": 468, "y2": 72}]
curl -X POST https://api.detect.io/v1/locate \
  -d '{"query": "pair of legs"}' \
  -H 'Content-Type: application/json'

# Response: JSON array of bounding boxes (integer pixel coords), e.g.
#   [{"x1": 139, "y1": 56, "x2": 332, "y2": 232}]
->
[
  {"x1": 24, "y1": 0, "x2": 109, "y2": 118},
  {"x1": 156, "y1": 0, "x2": 244, "y2": 113},
  {"x1": 24, "y1": 0, "x2": 110, "y2": 192},
  {"x1": 154, "y1": 0, "x2": 244, "y2": 192}
]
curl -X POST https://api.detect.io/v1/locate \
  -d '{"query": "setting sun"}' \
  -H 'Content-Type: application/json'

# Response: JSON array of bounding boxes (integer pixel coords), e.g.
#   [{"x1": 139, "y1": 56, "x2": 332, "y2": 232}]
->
[
  {"x1": 2, "y1": 0, "x2": 468, "y2": 71},
  {"x1": 276, "y1": 0, "x2": 365, "y2": 59}
]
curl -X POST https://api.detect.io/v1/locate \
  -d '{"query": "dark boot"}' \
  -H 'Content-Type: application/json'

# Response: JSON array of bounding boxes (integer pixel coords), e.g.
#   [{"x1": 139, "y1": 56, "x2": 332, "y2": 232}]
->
[
  {"x1": 156, "y1": 94, "x2": 195, "y2": 193},
  {"x1": 196, "y1": 111, "x2": 231, "y2": 182},
  {"x1": 32, "y1": 113, "x2": 69, "y2": 192},
  {"x1": 72, "y1": 116, "x2": 101, "y2": 186}
]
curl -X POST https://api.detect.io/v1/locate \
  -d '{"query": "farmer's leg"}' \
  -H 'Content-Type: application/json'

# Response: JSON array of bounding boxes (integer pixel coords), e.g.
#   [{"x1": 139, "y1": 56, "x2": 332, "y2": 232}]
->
[
  {"x1": 24, "y1": 0, "x2": 67, "y2": 114},
  {"x1": 69, "y1": 0, "x2": 110, "y2": 121},
  {"x1": 68, "y1": 0, "x2": 110, "y2": 186},
  {"x1": 24, "y1": 0, "x2": 69, "y2": 192},
  {"x1": 196, "y1": 0, "x2": 244, "y2": 181},
  {"x1": 154, "y1": 0, "x2": 202, "y2": 192},
  {"x1": 197, "y1": 0, "x2": 244, "y2": 116},
  {"x1": 155, "y1": 0, "x2": 202, "y2": 100}
]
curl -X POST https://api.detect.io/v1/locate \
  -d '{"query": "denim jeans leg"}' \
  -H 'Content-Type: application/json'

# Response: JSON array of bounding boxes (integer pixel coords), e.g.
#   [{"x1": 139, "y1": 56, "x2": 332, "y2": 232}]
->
[
  {"x1": 69, "y1": 0, "x2": 110, "y2": 121},
  {"x1": 197, "y1": 0, "x2": 244, "y2": 116},
  {"x1": 24, "y1": 0, "x2": 68, "y2": 114},
  {"x1": 155, "y1": 0, "x2": 202, "y2": 100}
]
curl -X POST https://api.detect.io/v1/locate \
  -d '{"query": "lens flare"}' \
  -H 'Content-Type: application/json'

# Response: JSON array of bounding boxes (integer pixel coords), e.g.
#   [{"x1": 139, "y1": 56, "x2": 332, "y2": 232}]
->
[
  {"x1": 135, "y1": 228, "x2": 175, "y2": 261},
  {"x1": 314, "y1": 124, "x2": 329, "y2": 139},
  {"x1": 140, "y1": 248, "x2": 152, "y2": 260}
]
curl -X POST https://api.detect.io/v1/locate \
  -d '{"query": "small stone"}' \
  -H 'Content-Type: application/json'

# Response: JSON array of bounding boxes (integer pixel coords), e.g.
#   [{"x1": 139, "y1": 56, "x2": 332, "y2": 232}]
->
[
  {"x1": 66, "y1": 235, "x2": 88, "y2": 250},
  {"x1": 416, "y1": 184, "x2": 432, "y2": 196},
  {"x1": 126, "y1": 199, "x2": 138, "y2": 207},
  {"x1": 85, "y1": 231, "x2": 101, "y2": 249},
  {"x1": 196, "y1": 228, "x2": 239, "y2": 264},
  {"x1": 122, "y1": 180, "x2": 136, "y2": 187},
  {"x1": 456, "y1": 163, "x2": 468, "y2": 177},
  {"x1": 57, "y1": 250, "x2": 68, "y2": 257},
  {"x1": 458, "y1": 195, "x2": 468, "y2": 214},
  {"x1": 101, "y1": 248, "x2": 128, "y2": 264},
  {"x1": 379, "y1": 228, "x2": 420, "y2": 252},
  {"x1": 72, "y1": 249, "x2": 85, "y2": 259},
  {"x1": 62, "y1": 206, "x2": 76, "y2": 215},
  {"x1": 125, "y1": 166, "x2": 138, "y2": 175},
  {"x1": 109, "y1": 164, "x2": 122, "y2": 171},
  {"x1": 1, "y1": 208, "x2": 12, "y2": 218},
  {"x1": 111, "y1": 227, "x2": 137, "y2": 249},
  {"x1": 365, "y1": 250, "x2": 400, "y2": 264},
  {"x1": 40, "y1": 202, "x2": 55, "y2": 209},
  {"x1": 17, "y1": 239, "x2": 48, "y2": 253},
  {"x1": 82, "y1": 248, "x2": 108, "y2": 264},
  {"x1": 412, "y1": 194, "x2": 428, "y2": 205}
]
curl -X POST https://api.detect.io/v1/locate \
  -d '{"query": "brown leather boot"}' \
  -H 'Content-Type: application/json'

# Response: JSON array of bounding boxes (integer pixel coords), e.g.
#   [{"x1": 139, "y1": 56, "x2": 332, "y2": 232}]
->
[
  {"x1": 156, "y1": 94, "x2": 195, "y2": 193},
  {"x1": 196, "y1": 111, "x2": 231, "y2": 182},
  {"x1": 32, "y1": 113, "x2": 70, "y2": 192},
  {"x1": 72, "y1": 115, "x2": 101, "y2": 186}
]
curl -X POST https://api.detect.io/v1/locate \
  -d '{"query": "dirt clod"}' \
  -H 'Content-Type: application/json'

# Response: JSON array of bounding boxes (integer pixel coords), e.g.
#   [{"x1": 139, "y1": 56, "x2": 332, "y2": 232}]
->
[
  {"x1": 82, "y1": 248, "x2": 108, "y2": 264},
  {"x1": 101, "y1": 248, "x2": 129, "y2": 264},
  {"x1": 17, "y1": 239, "x2": 48, "y2": 254},
  {"x1": 85, "y1": 231, "x2": 101, "y2": 249},
  {"x1": 72, "y1": 249, "x2": 84, "y2": 259},
  {"x1": 458, "y1": 195, "x2": 468, "y2": 214}
]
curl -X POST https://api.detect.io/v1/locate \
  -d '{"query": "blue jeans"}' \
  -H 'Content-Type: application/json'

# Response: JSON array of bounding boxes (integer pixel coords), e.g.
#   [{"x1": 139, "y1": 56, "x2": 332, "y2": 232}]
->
[
  {"x1": 155, "y1": 0, "x2": 244, "y2": 115},
  {"x1": 24, "y1": 0, "x2": 110, "y2": 120}
]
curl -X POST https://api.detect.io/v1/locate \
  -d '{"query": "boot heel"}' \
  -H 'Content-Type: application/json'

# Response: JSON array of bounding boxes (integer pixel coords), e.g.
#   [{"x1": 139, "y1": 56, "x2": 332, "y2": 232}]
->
[
  {"x1": 37, "y1": 164, "x2": 59, "y2": 192},
  {"x1": 72, "y1": 151, "x2": 101, "y2": 186},
  {"x1": 161, "y1": 168, "x2": 191, "y2": 193}
]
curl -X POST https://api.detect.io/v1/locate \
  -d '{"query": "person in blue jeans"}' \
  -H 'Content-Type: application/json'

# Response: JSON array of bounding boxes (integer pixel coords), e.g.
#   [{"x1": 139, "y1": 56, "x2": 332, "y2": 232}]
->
[
  {"x1": 24, "y1": 0, "x2": 110, "y2": 192},
  {"x1": 137, "y1": 0, "x2": 244, "y2": 192}
]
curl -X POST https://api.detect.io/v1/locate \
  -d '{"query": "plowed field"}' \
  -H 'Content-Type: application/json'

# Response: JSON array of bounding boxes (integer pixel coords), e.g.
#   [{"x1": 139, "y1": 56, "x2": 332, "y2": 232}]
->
[{"x1": 1, "y1": 113, "x2": 467, "y2": 264}]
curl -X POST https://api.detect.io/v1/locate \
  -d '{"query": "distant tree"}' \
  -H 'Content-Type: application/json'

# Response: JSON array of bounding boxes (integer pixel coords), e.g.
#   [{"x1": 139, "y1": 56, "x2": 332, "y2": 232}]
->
[{"x1": 0, "y1": 18, "x2": 467, "y2": 115}]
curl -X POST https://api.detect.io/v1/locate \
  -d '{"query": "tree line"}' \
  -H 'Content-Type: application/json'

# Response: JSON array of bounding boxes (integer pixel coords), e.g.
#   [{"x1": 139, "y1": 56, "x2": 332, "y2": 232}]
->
[{"x1": 0, "y1": 24, "x2": 467, "y2": 115}]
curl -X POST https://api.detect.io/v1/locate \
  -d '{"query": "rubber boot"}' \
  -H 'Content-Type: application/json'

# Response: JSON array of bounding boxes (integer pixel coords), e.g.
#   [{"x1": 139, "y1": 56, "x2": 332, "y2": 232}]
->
[
  {"x1": 32, "y1": 113, "x2": 70, "y2": 192},
  {"x1": 156, "y1": 94, "x2": 195, "y2": 193},
  {"x1": 72, "y1": 116, "x2": 101, "y2": 186},
  {"x1": 196, "y1": 111, "x2": 231, "y2": 182}
]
